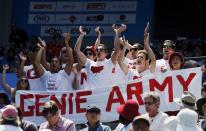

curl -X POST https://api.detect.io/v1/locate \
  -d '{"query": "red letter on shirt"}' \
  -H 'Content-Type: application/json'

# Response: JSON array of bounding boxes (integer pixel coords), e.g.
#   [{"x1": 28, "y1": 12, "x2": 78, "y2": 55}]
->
[{"x1": 106, "y1": 86, "x2": 125, "y2": 112}]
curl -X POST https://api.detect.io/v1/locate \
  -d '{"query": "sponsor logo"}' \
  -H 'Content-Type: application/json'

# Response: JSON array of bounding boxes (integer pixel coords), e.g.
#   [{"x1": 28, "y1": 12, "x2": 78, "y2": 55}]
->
[
  {"x1": 86, "y1": 15, "x2": 104, "y2": 22},
  {"x1": 86, "y1": 3, "x2": 106, "y2": 10},
  {"x1": 45, "y1": 27, "x2": 62, "y2": 35},
  {"x1": 34, "y1": 15, "x2": 50, "y2": 24},
  {"x1": 33, "y1": 4, "x2": 53, "y2": 10}
]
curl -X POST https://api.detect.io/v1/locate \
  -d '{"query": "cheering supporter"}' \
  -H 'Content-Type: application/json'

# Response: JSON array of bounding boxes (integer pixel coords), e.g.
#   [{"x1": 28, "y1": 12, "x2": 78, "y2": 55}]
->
[
  {"x1": 0, "y1": 91, "x2": 10, "y2": 109},
  {"x1": 115, "y1": 100, "x2": 140, "y2": 131},
  {"x1": 1, "y1": 64, "x2": 30, "y2": 102},
  {"x1": 118, "y1": 23, "x2": 156, "y2": 80},
  {"x1": 142, "y1": 91, "x2": 168, "y2": 131},
  {"x1": 73, "y1": 26, "x2": 100, "y2": 89},
  {"x1": 156, "y1": 40, "x2": 175, "y2": 72},
  {"x1": 174, "y1": 91, "x2": 197, "y2": 110},
  {"x1": 168, "y1": 52, "x2": 184, "y2": 70},
  {"x1": 131, "y1": 115, "x2": 150, "y2": 131},
  {"x1": 74, "y1": 25, "x2": 125, "y2": 89},
  {"x1": 32, "y1": 33, "x2": 76, "y2": 91},
  {"x1": 0, "y1": 105, "x2": 23, "y2": 131},
  {"x1": 39, "y1": 100, "x2": 76, "y2": 131},
  {"x1": 80, "y1": 104, "x2": 111, "y2": 131}
]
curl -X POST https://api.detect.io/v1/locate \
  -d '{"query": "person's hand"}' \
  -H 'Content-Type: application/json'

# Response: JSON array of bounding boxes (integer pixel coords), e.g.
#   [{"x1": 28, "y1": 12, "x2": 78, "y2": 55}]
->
[
  {"x1": 38, "y1": 37, "x2": 46, "y2": 48},
  {"x1": 19, "y1": 52, "x2": 27, "y2": 61},
  {"x1": 95, "y1": 26, "x2": 101, "y2": 35},
  {"x1": 112, "y1": 24, "x2": 127, "y2": 34},
  {"x1": 79, "y1": 26, "x2": 86, "y2": 36},
  {"x1": 144, "y1": 22, "x2": 149, "y2": 46},
  {"x1": 63, "y1": 33, "x2": 70, "y2": 44},
  {"x1": 3, "y1": 64, "x2": 9, "y2": 71}
]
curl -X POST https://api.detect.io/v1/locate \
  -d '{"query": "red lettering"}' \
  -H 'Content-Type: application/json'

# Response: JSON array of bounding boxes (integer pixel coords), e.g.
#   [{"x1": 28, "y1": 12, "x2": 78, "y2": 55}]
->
[
  {"x1": 50, "y1": 94, "x2": 67, "y2": 115},
  {"x1": 76, "y1": 91, "x2": 92, "y2": 113},
  {"x1": 20, "y1": 94, "x2": 34, "y2": 116},
  {"x1": 176, "y1": 73, "x2": 196, "y2": 91},
  {"x1": 35, "y1": 94, "x2": 49, "y2": 116},
  {"x1": 106, "y1": 86, "x2": 125, "y2": 112},
  {"x1": 127, "y1": 82, "x2": 144, "y2": 105},
  {"x1": 149, "y1": 76, "x2": 173, "y2": 102},
  {"x1": 81, "y1": 72, "x2": 87, "y2": 85},
  {"x1": 68, "y1": 93, "x2": 73, "y2": 114}
]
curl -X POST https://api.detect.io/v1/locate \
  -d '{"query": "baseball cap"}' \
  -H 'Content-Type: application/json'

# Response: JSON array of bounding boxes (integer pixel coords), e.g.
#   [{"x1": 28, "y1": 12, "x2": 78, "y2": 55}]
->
[
  {"x1": 0, "y1": 105, "x2": 18, "y2": 120},
  {"x1": 86, "y1": 104, "x2": 101, "y2": 113}
]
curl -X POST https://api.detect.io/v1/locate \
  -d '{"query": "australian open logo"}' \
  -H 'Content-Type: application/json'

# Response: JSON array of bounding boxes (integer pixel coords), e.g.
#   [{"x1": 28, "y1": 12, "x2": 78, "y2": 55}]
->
[{"x1": 34, "y1": 14, "x2": 49, "y2": 24}]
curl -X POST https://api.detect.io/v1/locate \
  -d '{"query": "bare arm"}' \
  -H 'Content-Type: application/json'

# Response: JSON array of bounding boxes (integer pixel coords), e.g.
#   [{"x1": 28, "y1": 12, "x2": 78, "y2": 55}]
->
[
  {"x1": 74, "y1": 26, "x2": 87, "y2": 65},
  {"x1": 17, "y1": 52, "x2": 27, "y2": 77},
  {"x1": 33, "y1": 38, "x2": 45, "y2": 77},
  {"x1": 38, "y1": 38, "x2": 50, "y2": 70},
  {"x1": 144, "y1": 23, "x2": 156, "y2": 73},
  {"x1": 94, "y1": 26, "x2": 101, "y2": 47},
  {"x1": 118, "y1": 40, "x2": 129, "y2": 75},
  {"x1": 111, "y1": 24, "x2": 127, "y2": 64},
  {"x1": 2, "y1": 65, "x2": 12, "y2": 94},
  {"x1": 63, "y1": 33, "x2": 73, "y2": 74}
]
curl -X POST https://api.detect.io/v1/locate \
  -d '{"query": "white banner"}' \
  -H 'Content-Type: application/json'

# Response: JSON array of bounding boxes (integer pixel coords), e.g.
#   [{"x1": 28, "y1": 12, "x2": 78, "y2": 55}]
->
[{"x1": 16, "y1": 67, "x2": 202, "y2": 125}]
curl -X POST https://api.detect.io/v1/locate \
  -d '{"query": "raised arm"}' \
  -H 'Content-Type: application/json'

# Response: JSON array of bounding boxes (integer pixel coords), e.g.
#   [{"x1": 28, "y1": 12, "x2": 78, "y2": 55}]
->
[
  {"x1": 63, "y1": 33, "x2": 73, "y2": 74},
  {"x1": 33, "y1": 38, "x2": 45, "y2": 77},
  {"x1": 111, "y1": 24, "x2": 127, "y2": 64},
  {"x1": 74, "y1": 26, "x2": 87, "y2": 65},
  {"x1": 144, "y1": 23, "x2": 156, "y2": 73},
  {"x1": 2, "y1": 65, "x2": 12, "y2": 94},
  {"x1": 118, "y1": 38, "x2": 129, "y2": 75},
  {"x1": 17, "y1": 52, "x2": 27, "y2": 77},
  {"x1": 94, "y1": 26, "x2": 101, "y2": 47},
  {"x1": 39, "y1": 38, "x2": 50, "y2": 70}
]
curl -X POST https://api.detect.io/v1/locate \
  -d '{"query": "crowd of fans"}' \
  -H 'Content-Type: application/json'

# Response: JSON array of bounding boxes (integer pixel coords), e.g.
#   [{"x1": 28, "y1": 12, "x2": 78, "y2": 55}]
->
[{"x1": 0, "y1": 23, "x2": 206, "y2": 131}]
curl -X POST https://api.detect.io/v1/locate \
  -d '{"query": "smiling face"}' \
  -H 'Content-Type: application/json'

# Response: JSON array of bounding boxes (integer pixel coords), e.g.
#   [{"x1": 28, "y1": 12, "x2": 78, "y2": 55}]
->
[
  {"x1": 163, "y1": 41, "x2": 174, "y2": 59},
  {"x1": 136, "y1": 51, "x2": 149, "y2": 72},
  {"x1": 171, "y1": 55, "x2": 183, "y2": 70}
]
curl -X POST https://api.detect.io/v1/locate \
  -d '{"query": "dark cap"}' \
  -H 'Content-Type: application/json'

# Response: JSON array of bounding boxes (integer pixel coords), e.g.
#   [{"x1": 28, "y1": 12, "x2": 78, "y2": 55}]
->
[{"x1": 86, "y1": 104, "x2": 101, "y2": 113}]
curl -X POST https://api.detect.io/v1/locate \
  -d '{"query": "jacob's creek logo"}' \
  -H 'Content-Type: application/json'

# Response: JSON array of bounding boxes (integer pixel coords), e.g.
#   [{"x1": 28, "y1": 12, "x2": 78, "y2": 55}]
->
[
  {"x1": 34, "y1": 15, "x2": 49, "y2": 24},
  {"x1": 33, "y1": 4, "x2": 53, "y2": 10}
]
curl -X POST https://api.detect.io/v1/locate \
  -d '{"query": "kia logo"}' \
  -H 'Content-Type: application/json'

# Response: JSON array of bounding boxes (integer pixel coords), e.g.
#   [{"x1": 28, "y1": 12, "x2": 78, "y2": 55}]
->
[{"x1": 34, "y1": 15, "x2": 49, "y2": 24}]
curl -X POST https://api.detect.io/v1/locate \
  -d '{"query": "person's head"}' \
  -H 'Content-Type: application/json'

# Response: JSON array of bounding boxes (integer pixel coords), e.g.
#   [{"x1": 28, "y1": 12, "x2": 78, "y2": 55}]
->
[
  {"x1": 131, "y1": 115, "x2": 150, "y2": 131},
  {"x1": 162, "y1": 40, "x2": 175, "y2": 59},
  {"x1": 174, "y1": 91, "x2": 197, "y2": 110},
  {"x1": 143, "y1": 92, "x2": 160, "y2": 116},
  {"x1": 196, "y1": 97, "x2": 206, "y2": 116},
  {"x1": 168, "y1": 52, "x2": 184, "y2": 70},
  {"x1": 117, "y1": 100, "x2": 140, "y2": 125},
  {"x1": 83, "y1": 46, "x2": 96, "y2": 61},
  {"x1": 201, "y1": 82, "x2": 206, "y2": 98},
  {"x1": 130, "y1": 43, "x2": 143, "y2": 59},
  {"x1": 95, "y1": 44, "x2": 108, "y2": 61},
  {"x1": 50, "y1": 56, "x2": 62, "y2": 73},
  {"x1": 42, "y1": 100, "x2": 60, "y2": 126},
  {"x1": 0, "y1": 105, "x2": 20, "y2": 126},
  {"x1": 136, "y1": 50, "x2": 149, "y2": 73},
  {"x1": 16, "y1": 76, "x2": 30, "y2": 90},
  {"x1": 0, "y1": 92, "x2": 10, "y2": 107},
  {"x1": 86, "y1": 104, "x2": 101, "y2": 125}
]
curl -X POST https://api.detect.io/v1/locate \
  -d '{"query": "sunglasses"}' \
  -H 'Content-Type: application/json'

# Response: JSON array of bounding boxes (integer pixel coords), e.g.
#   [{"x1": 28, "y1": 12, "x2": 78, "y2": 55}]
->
[
  {"x1": 96, "y1": 48, "x2": 105, "y2": 52},
  {"x1": 130, "y1": 48, "x2": 138, "y2": 51},
  {"x1": 86, "y1": 52, "x2": 93, "y2": 56},
  {"x1": 144, "y1": 101, "x2": 155, "y2": 105},
  {"x1": 20, "y1": 78, "x2": 28, "y2": 82},
  {"x1": 163, "y1": 45, "x2": 173, "y2": 48}
]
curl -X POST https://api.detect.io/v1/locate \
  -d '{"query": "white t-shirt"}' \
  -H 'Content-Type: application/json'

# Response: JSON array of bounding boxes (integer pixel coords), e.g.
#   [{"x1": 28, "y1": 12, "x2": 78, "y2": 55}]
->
[
  {"x1": 40, "y1": 70, "x2": 75, "y2": 91},
  {"x1": 126, "y1": 69, "x2": 151, "y2": 82},
  {"x1": 0, "y1": 125, "x2": 23, "y2": 131},
  {"x1": 143, "y1": 111, "x2": 168, "y2": 131},
  {"x1": 24, "y1": 65, "x2": 45, "y2": 91},
  {"x1": 115, "y1": 123, "x2": 132, "y2": 131},
  {"x1": 110, "y1": 63, "x2": 126, "y2": 86},
  {"x1": 156, "y1": 59, "x2": 170, "y2": 72},
  {"x1": 77, "y1": 68, "x2": 87, "y2": 90},
  {"x1": 84, "y1": 58, "x2": 116, "y2": 89}
]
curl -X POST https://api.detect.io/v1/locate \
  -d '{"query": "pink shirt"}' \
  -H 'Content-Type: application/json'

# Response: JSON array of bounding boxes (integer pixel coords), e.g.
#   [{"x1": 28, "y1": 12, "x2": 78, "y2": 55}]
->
[{"x1": 39, "y1": 117, "x2": 76, "y2": 131}]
